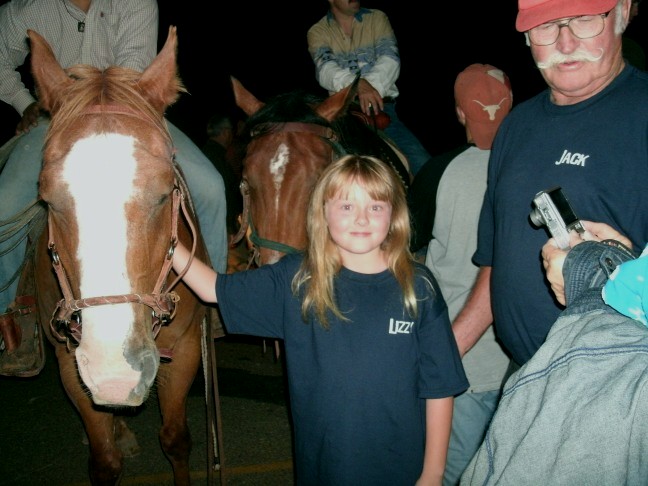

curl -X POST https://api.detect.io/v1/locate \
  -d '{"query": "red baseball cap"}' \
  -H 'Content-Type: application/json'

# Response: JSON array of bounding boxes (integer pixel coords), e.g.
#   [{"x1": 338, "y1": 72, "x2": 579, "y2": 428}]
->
[
  {"x1": 516, "y1": 0, "x2": 618, "y2": 32},
  {"x1": 454, "y1": 64, "x2": 512, "y2": 150}
]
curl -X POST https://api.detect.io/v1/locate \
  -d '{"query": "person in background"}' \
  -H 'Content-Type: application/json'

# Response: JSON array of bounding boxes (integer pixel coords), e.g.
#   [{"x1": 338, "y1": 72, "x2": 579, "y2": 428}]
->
[
  {"x1": 453, "y1": 0, "x2": 648, "y2": 370},
  {"x1": 408, "y1": 64, "x2": 512, "y2": 485},
  {"x1": 462, "y1": 222, "x2": 648, "y2": 484},
  {"x1": 307, "y1": 0, "x2": 431, "y2": 176},
  {"x1": 172, "y1": 154, "x2": 468, "y2": 485},
  {"x1": 0, "y1": 0, "x2": 228, "y2": 321},
  {"x1": 202, "y1": 113, "x2": 242, "y2": 237}
]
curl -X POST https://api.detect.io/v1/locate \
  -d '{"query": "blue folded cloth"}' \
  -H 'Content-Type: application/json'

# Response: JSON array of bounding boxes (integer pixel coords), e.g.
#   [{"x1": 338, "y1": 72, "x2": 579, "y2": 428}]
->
[{"x1": 603, "y1": 243, "x2": 648, "y2": 327}]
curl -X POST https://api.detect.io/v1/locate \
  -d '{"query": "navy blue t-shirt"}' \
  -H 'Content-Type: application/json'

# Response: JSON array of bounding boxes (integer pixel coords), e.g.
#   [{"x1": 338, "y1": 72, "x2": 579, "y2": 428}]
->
[
  {"x1": 217, "y1": 253, "x2": 468, "y2": 485},
  {"x1": 475, "y1": 65, "x2": 648, "y2": 365}
]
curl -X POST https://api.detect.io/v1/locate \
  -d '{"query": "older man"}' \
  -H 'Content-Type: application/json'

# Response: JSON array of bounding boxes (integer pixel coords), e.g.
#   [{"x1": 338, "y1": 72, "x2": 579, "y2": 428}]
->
[{"x1": 451, "y1": 0, "x2": 648, "y2": 369}]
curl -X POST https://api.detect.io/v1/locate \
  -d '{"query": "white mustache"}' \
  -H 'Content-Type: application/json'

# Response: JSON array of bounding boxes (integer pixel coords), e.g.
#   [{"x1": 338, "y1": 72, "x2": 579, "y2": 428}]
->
[{"x1": 537, "y1": 48, "x2": 604, "y2": 69}]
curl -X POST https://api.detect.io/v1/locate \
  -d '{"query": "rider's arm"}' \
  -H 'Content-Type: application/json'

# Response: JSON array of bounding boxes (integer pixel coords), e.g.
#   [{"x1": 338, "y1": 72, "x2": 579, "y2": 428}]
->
[
  {"x1": 112, "y1": 0, "x2": 158, "y2": 72},
  {"x1": 0, "y1": 3, "x2": 37, "y2": 118},
  {"x1": 307, "y1": 21, "x2": 357, "y2": 94},
  {"x1": 307, "y1": 10, "x2": 399, "y2": 114},
  {"x1": 359, "y1": 11, "x2": 400, "y2": 99}
]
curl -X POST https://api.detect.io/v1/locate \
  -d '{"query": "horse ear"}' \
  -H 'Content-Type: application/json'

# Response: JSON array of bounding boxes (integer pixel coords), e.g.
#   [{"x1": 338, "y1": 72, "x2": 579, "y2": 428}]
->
[
  {"x1": 231, "y1": 76, "x2": 265, "y2": 116},
  {"x1": 138, "y1": 26, "x2": 183, "y2": 114},
  {"x1": 28, "y1": 29, "x2": 74, "y2": 113},
  {"x1": 315, "y1": 76, "x2": 359, "y2": 122}
]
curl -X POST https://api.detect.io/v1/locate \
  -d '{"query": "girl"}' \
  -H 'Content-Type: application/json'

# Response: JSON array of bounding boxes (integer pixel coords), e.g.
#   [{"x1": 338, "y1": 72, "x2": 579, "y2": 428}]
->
[{"x1": 174, "y1": 155, "x2": 468, "y2": 485}]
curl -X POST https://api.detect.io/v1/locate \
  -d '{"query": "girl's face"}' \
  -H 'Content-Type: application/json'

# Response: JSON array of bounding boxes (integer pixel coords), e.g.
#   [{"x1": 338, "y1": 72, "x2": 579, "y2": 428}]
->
[{"x1": 324, "y1": 182, "x2": 392, "y2": 272}]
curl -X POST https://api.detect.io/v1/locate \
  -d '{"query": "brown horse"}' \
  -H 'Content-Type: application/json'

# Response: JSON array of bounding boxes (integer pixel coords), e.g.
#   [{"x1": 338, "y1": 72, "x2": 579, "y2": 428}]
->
[
  {"x1": 230, "y1": 77, "x2": 411, "y2": 266},
  {"x1": 28, "y1": 27, "x2": 219, "y2": 485}
]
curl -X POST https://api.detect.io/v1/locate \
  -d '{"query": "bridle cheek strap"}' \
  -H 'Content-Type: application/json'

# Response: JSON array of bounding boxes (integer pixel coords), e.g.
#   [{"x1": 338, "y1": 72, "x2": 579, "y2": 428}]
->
[{"x1": 47, "y1": 186, "x2": 196, "y2": 360}]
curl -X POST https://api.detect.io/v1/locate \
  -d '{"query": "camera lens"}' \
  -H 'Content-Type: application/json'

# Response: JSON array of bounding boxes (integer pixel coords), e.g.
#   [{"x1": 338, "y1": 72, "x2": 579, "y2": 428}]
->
[{"x1": 529, "y1": 208, "x2": 545, "y2": 228}]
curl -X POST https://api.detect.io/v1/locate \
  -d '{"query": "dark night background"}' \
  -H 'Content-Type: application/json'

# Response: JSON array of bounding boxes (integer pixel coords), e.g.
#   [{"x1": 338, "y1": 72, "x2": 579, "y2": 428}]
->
[{"x1": 0, "y1": 1, "x2": 645, "y2": 157}]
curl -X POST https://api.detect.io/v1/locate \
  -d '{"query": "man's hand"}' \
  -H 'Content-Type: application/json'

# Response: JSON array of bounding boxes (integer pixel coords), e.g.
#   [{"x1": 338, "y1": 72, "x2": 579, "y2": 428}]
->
[
  {"x1": 15, "y1": 102, "x2": 41, "y2": 134},
  {"x1": 541, "y1": 220, "x2": 634, "y2": 306},
  {"x1": 541, "y1": 240, "x2": 569, "y2": 305},
  {"x1": 581, "y1": 220, "x2": 633, "y2": 248},
  {"x1": 356, "y1": 78, "x2": 383, "y2": 115}
]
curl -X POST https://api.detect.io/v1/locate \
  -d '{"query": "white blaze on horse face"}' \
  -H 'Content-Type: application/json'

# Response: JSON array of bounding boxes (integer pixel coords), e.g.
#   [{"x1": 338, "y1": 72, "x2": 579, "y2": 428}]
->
[
  {"x1": 269, "y1": 143, "x2": 290, "y2": 214},
  {"x1": 62, "y1": 133, "x2": 142, "y2": 399}
]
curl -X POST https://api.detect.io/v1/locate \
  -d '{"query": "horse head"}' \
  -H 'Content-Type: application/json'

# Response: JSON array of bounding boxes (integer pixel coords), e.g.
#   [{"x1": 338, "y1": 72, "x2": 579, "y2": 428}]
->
[
  {"x1": 231, "y1": 77, "x2": 357, "y2": 266},
  {"x1": 31, "y1": 27, "x2": 186, "y2": 406}
]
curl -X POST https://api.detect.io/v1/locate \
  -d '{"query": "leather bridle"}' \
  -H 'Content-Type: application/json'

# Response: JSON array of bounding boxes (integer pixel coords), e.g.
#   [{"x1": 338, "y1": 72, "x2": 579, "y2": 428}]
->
[
  {"x1": 48, "y1": 184, "x2": 198, "y2": 360},
  {"x1": 229, "y1": 121, "x2": 345, "y2": 265}
]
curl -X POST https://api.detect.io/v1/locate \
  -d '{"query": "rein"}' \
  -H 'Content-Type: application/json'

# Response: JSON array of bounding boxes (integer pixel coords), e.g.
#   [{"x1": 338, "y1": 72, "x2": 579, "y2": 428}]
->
[{"x1": 48, "y1": 185, "x2": 198, "y2": 360}]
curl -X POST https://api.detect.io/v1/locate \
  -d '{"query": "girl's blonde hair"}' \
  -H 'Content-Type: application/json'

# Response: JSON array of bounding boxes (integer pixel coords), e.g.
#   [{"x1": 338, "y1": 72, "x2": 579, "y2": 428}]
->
[{"x1": 292, "y1": 155, "x2": 416, "y2": 327}]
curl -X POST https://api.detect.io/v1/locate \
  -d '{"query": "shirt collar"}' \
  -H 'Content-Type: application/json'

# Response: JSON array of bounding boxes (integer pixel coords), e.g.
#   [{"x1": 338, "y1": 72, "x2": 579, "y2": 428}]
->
[{"x1": 327, "y1": 7, "x2": 371, "y2": 24}]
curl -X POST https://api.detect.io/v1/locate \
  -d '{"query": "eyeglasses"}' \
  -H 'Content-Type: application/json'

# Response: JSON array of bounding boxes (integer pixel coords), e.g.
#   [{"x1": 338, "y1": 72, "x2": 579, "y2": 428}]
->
[{"x1": 528, "y1": 11, "x2": 611, "y2": 46}]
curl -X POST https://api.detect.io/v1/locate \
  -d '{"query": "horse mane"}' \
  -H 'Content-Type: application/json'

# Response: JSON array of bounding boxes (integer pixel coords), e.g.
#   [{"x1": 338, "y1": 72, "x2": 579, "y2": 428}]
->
[
  {"x1": 243, "y1": 89, "x2": 382, "y2": 148},
  {"x1": 243, "y1": 89, "x2": 410, "y2": 188},
  {"x1": 243, "y1": 90, "x2": 330, "y2": 140},
  {"x1": 45, "y1": 64, "x2": 176, "y2": 145}
]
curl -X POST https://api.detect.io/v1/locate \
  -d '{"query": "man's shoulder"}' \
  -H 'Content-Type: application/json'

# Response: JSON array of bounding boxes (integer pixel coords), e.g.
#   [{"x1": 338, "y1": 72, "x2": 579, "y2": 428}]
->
[
  {"x1": 363, "y1": 8, "x2": 387, "y2": 16},
  {"x1": 2, "y1": 0, "x2": 37, "y2": 8},
  {"x1": 359, "y1": 8, "x2": 390, "y2": 23},
  {"x1": 307, "y1": 14, "x2": 330, "y2": 36},
  {"x1": 494, "y1": 91, "x2": 546, "y2": 131},
  {"x1": 2, "y1": 0, "x2": 40, "y2": 16},
  {"x1": 0, "y1": 0, "x2": 55, "y2": 31},
  {"x1": 412, "y1": 145, "x2": 471, "y2": 184},
  {"x1": 108, "y1": 0, "x2": 156, "y2": 7},
  {"x1": 625, "y1": 65, "x2": 648, "y2": 91}
]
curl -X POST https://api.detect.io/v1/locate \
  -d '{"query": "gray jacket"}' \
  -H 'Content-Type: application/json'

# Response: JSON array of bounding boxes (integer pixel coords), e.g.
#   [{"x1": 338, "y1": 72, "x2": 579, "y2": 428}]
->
[{"x1": 462, "y1": 241, "x2": 648, "y2": 485}]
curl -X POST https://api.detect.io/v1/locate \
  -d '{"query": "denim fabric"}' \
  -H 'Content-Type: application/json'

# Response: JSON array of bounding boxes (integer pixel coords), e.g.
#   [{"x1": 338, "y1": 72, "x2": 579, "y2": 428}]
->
[
  {"x1": 461, "y1": 240, "x2": 648, "y2": 485},
  {"x1": 0, "y1": 118, "x2": 227, "y2": 312},
  {"x1": 462, "y1": 309, "x2": 648, "y2": 485},
  {"x1": 382, "y1": 102, "x2": 430, "y2": 176},
  {"x1": 166, "y1": 121, "x2": 227, "y2": 273},
  {"x1": 443, "y1": 389, "x2": 500, "y2": 486},
  {"x1": 0, "y1": 122, "x2": 47, "y2": 312},
  {"x1": 562, "y1": 240, "x2": 636, "y2": 317},
  {"x1": 603, "y1": 243, "x2": 648, "y2": 327}
]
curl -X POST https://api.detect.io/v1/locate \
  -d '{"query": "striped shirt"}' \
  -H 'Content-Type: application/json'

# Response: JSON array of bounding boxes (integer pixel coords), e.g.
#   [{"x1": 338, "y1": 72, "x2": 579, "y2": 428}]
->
[
  {"x1": 0, "y1": 0, "x2": 158, "y2": 115},
  {"x1": 307, "y1": 8, "x2": 400, "y2": 98}
]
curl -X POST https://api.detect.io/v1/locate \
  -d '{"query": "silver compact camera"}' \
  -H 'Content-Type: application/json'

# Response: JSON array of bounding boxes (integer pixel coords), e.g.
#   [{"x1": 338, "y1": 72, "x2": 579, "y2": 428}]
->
[{"x1": 530, "y1": 186, "x2": 584, "y2": 250}]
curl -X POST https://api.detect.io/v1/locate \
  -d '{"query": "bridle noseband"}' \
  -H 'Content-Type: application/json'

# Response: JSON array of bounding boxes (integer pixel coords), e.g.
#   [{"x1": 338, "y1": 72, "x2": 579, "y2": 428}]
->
[{"x1": 48, "y1": 184, "x2": 198, "y2": 360}]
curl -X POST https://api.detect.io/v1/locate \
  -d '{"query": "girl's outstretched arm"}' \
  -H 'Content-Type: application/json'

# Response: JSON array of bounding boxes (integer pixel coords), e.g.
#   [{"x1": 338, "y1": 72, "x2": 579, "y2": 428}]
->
[
  {"x1": 417, "y1": 397, "x2": 453, "y2": 486},
  {"x1": 172, "y1": 242, "x2": 218, "y2": 303}
]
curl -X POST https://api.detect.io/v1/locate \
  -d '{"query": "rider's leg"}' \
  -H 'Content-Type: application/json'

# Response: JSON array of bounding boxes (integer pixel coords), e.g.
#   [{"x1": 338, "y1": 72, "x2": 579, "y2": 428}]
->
[
  {"x1": 382, "y1": 102, "x2": 431, "y2": 177},
  {"x1": 0, "y1": 121, "x2": 49, "y2": 312},
  {"x1": 166, "y1": 121, "x2": 228, "y2": 273}
]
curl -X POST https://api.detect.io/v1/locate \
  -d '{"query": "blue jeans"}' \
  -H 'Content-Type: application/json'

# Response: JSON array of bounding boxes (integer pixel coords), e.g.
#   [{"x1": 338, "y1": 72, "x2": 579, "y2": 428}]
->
[
  {"x1": 382, "y1": 102, "x2": 430, "y2": 176},
  {"x1": 0, "y1": 118, "x2": 227, "y2": 312},
  {"x1": 443, "y1": 389, "x2": 501, "y2": 486}
]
